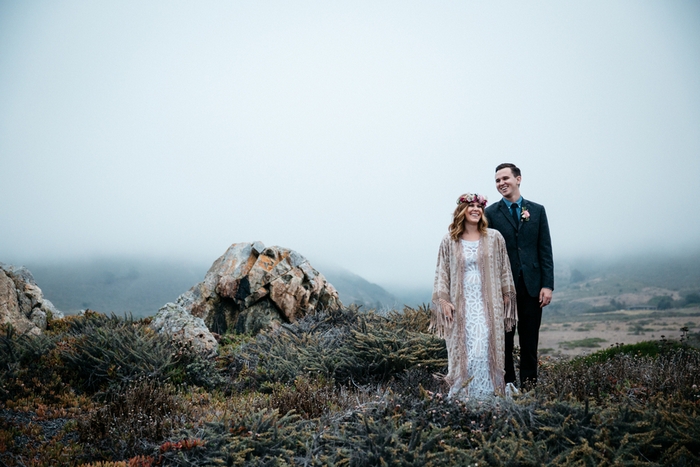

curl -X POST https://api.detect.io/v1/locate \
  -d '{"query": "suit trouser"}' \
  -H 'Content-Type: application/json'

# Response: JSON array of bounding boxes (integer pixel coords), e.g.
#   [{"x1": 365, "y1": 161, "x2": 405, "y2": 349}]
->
[{"x1": 504, "y1": 274, "x2": 543, "y2": 387}]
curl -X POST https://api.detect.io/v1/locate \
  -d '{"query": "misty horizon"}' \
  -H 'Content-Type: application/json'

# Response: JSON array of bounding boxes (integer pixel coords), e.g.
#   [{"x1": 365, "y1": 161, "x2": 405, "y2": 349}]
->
[
  {"x1": 5, "y1": 243, "x2": 697, "y2": 320},
  {"x1": 11, "y1": 244, "x2": 700, "y2": 294},
  {"x1": 2, "y1": 2, "x2": 699, "y2": 289}
]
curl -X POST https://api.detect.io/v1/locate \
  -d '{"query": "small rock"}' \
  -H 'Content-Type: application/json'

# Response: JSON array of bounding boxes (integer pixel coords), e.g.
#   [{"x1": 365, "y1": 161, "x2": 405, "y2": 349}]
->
[{"x1": 150, "y1": 302, "x2": 218, "y2": 357}]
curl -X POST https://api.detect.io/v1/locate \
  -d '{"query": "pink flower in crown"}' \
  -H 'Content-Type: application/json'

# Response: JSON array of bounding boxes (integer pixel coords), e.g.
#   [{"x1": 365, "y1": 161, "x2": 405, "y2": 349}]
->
[
  {"x1": 457, "y1": 193, "x2": 488, "y2": 207},
  {"x1": 521, "y1": 206, "x2": 530, "y2": 221}
]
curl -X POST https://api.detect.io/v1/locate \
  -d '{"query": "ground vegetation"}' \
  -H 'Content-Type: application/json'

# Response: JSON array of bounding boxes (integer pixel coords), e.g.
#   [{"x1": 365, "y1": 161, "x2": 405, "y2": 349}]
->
[{"x1": 1, "y1": 306, "x2": 699, "y2": 466}]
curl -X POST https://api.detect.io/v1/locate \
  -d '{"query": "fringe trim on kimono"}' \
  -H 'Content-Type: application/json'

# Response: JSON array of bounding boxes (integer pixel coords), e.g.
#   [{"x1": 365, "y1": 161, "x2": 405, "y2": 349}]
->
[
  {"x1": 503, "y1": 291, "x2": 517, "y2": 333},
  {"x1": 429, "y1": 229, "x2": 517, "y2": 397}
]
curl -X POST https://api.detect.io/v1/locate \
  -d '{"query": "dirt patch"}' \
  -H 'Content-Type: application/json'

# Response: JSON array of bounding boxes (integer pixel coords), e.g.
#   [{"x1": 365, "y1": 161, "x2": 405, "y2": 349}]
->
[{"x1": 536, "y1": 314, "x2": 700, "y2": 357}]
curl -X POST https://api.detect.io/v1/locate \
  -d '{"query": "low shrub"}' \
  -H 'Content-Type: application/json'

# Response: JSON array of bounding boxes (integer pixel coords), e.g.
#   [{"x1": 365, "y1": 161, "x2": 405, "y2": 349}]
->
[
  {"x1": 58, "y1": 313, "x2": 176, "y2": 392},
  {"x1": 167, "y1": 340, "x2": 226, "y2": 389},
  {"x1": 0, "y1": 324, "x2": 65, "y2": 403},
  {"x1": 264, "y1": 375, "x2": 343, "y2": 418},
  {"x1": 159, "y1": 409, "x2": 307, "y2": 466},
  {"x1": 3, "y1": 307, "x2": 700, "y2": 466},
  {"x1": 233, "y1": 306, "x2": 447, "y2": 388},
  {"x1": 78, "y1": 378, "x2": 183, "y2": 462},
  {"x1": 580, "y1": 339, "x2": 687, "y2": 364},
  {"x1": 539, "y1": 342, "x2": 700, "y2": 403},
  {"x1": 559, "y1": 337, "x2": 607, "y2": 349}
]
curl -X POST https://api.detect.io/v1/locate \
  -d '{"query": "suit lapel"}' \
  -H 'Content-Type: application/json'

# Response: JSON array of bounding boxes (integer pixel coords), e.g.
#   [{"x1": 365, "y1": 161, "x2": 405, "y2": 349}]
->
[{"x1": 499, "y1": 200, "x2": 518, "y2": 230}]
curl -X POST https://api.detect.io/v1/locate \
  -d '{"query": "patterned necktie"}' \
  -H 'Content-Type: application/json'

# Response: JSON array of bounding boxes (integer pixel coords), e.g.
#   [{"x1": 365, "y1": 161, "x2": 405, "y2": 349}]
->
[{"x1": 510, "y1": 203, "x2": 519, "y2": 224}]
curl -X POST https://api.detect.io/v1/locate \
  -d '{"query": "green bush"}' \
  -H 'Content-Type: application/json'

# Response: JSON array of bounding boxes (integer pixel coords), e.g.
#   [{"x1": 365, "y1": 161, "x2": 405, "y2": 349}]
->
[
  {"x1": 539, "y1": 341, "x2": 700, "y2": 403},
  {"x1": 55, "y1": 312, "x2": 226, "y2": 393},
  {"x1": 579, "y1": 340, "x2": 686, "y2": 364},
  {"x1": 0, "y1": 324, "x2": 64, "y2": 402},
  {"x1": 59, "y1": 313, "x2": 177, "y2": 392},
  {"x1": 233, "y1": 306, "x2": 446, "y2": 388}
]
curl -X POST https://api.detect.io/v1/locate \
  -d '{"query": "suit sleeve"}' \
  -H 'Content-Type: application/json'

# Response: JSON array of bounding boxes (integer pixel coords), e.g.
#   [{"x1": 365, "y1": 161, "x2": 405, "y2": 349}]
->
[{"x1": 538, "y1": 206, "x2": 554, "y2": 291}]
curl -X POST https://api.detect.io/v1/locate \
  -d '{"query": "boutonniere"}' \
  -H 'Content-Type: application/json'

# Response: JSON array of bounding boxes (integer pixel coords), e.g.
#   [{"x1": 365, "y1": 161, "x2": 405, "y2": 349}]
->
[{"x1": 521, "y1": 206, "x2": 530, "y2": 222}]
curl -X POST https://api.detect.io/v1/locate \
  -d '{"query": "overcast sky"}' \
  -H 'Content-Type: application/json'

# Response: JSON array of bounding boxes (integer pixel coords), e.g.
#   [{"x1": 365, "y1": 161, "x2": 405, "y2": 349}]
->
[{"x1": 1, "y1": 1, "x2": 699, "y2": 290}]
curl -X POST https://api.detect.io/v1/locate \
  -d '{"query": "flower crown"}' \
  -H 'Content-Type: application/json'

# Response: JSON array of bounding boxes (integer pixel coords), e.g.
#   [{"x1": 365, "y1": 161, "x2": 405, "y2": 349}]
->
[{"x1": 457, "y1": 193, "x2": 488, "y2": 208}]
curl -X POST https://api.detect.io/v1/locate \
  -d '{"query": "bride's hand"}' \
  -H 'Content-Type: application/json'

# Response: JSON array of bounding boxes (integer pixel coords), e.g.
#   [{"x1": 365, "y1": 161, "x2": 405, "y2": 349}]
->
[{"x1": 439, "y1": 299, "x2": 454, "y2": 324}]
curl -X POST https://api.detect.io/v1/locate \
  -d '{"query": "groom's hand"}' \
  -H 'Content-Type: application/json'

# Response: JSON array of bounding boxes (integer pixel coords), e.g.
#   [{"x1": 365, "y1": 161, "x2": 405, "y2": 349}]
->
[{"x1": 539, "y1": 288, "x2": 552, "y2": 307}]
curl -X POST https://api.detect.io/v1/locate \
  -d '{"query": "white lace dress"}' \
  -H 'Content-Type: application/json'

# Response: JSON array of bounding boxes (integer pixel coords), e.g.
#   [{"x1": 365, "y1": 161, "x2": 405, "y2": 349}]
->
[{"x1": 449, "y1": 240, "x2": 494, "y2": 400}]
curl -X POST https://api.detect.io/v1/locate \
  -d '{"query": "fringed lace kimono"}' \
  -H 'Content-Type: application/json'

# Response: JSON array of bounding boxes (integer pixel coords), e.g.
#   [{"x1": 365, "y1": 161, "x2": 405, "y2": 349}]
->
[{"x1": 430, "y1": 229, "x2": 517, "y2": 399}]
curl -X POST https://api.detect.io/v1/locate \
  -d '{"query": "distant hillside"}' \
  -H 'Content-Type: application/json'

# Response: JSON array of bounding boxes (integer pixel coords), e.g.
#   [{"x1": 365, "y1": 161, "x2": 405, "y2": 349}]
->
[
  {"x1": 562, "y1": 251, "x2": 700, "y2": 290},
  {"x1": 605, "y1": 252, "x2": 700, "y2": 290},
  {"x1": 381, "y1": 285, "x2": 432, "y2": 309},
  {"x1": 322, "y1": 269, "x2": 399, "y2": 311},
  {"x1": 27, "y1": 258, "x2": 208, "y2": 317},
  {"x1": 550, "y1": 251, "x2": 700, "y2": 317},
  {"x1": 22, "y1": 251, "x2": 698, "y2": 319}
]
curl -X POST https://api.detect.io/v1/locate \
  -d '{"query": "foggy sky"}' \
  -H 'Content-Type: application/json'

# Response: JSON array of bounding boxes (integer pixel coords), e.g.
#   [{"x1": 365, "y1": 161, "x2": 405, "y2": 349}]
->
[{"x1": 1, "y1": 1, "x2": 699, "y2": 289}]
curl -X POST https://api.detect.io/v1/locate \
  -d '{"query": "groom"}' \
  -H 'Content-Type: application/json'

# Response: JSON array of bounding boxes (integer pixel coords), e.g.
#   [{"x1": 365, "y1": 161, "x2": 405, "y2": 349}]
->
[{"x1": 485, "y1": 163, "x2": 553, "y2": 390}]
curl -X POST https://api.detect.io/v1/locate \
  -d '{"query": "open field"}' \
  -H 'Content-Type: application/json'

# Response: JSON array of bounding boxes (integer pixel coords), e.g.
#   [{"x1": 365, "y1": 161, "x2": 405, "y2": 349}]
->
[{"x1": 538, "y1": 306, "x2": 700, "y2": 356}]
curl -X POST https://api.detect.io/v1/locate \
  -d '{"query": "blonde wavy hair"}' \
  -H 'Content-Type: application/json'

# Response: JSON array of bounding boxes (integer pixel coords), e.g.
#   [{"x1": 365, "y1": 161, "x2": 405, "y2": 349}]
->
[{"x1": 449, "y1": 193, "x2": 489, "y2": 241}]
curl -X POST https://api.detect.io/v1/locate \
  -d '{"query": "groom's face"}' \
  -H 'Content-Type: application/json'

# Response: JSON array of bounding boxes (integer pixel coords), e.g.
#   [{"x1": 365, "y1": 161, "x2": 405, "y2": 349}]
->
[{"x1": 495, "y1": 168, "x2": 521, "y2": 200}]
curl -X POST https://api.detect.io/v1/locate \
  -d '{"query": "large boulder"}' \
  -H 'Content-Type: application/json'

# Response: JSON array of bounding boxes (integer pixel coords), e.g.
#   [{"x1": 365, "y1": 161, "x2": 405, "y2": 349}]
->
[
  {"x1": 0, "y1": 263, "x2": 64, "y2": 336},
  {"x1": 177, "y1": 242, "x2": 342, "y2": 335}
]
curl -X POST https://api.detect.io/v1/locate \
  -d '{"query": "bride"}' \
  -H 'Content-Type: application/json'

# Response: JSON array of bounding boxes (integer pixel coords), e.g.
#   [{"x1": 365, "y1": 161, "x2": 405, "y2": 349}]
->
[{"x1": 431, "y1": 193, "x2": 517, "y2": 399}]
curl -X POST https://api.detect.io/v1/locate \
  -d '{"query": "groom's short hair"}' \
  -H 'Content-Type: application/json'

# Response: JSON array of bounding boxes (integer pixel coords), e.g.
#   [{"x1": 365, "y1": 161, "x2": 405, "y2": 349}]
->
[{"x1": 495, "y1": 163, "x2": 521, "y2": 178}]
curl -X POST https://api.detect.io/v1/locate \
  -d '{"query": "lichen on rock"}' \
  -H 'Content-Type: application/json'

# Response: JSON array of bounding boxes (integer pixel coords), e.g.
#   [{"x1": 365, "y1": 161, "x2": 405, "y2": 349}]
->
[
  {"x1": 0, "y1": 262, "x2": 63, "y2": 335},
  {"x1": 176, "y1": 242, "x2": 342, "y2": 335}
]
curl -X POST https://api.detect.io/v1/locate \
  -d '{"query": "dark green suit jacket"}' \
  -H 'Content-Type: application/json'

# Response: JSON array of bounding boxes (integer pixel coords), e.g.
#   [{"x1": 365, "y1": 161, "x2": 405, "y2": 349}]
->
[{"x1": 485, "y1": 198, "x2": 554, "y2": 298}]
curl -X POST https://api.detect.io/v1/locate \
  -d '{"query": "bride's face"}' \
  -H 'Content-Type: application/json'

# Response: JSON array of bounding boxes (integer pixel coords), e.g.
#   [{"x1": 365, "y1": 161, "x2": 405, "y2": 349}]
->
[{"x1": 464, "y1": 203, "x2": 483, "y2": 225}]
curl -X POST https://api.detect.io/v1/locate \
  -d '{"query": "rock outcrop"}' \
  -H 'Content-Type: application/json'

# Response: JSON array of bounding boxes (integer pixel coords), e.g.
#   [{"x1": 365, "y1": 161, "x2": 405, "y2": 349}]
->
[
  {"x1": 0, "y1": 263, "x2": 63, "y2": 335},
  {"x1": 149, "y1": 302, "x2": 218, "y2": 357},
  {"x1": 176, "y1": 242, "x2": 342, "y2": 335}
]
